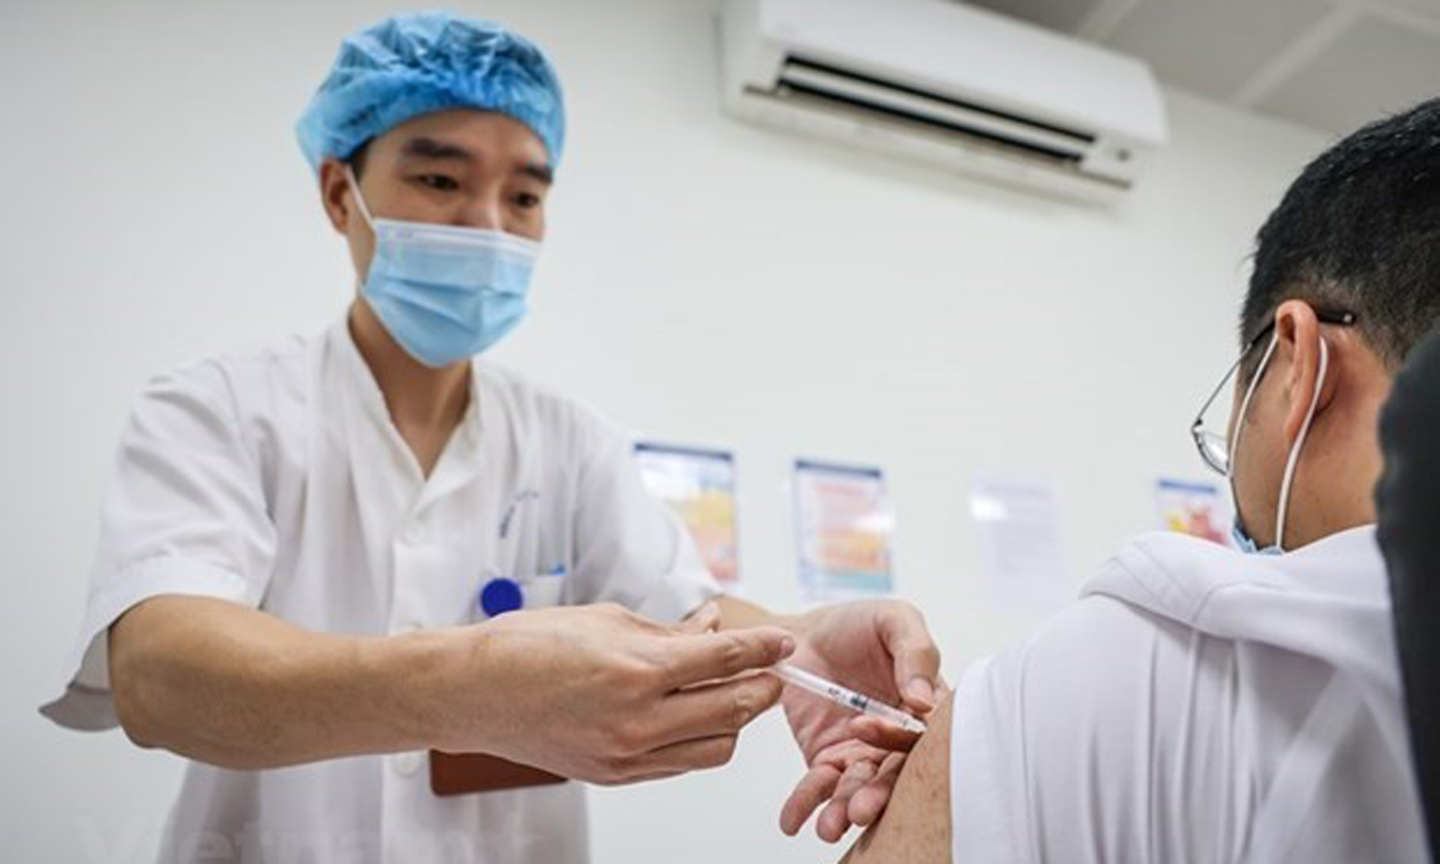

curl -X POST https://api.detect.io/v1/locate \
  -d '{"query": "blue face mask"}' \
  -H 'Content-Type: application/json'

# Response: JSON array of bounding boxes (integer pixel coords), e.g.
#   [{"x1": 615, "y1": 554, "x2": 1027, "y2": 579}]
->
[
  {"x1": 347, "y1": 169, "x2": 539, "y2": 368},
  {"x1": 1231, "y1": 521, "x2": 1282, "y2": 556}
]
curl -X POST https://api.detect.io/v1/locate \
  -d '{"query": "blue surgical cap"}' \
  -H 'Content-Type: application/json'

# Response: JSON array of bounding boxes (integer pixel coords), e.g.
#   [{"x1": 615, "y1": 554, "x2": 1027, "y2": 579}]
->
[{"x1": 296, "y1": 12, "x2": 566, "y2": 172}]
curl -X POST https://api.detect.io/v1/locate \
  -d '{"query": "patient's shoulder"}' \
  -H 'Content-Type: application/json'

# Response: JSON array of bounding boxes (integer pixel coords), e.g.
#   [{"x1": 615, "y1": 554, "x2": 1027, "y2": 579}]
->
[{"x1": 841, "y1": 691, "x2": 953, "y2": 864}]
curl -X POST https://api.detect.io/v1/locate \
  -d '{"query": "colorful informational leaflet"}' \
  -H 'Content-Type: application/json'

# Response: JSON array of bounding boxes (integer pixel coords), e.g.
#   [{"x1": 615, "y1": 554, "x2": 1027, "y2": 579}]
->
[
  {"x1": 1155, "y1": 477, "x2": 1230, "y2": 545},
  {"x1": 634, "y1": 442, "x2": 741, "y2": 587},
  {"x1": 793, "y1": 459, "x2": 895, "y2": 603}
]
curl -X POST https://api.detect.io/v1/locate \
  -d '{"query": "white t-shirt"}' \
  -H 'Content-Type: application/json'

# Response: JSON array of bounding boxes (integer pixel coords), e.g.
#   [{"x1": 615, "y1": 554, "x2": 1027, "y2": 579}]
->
[
  {"x1": 40, "y1": 319, "x2": 719, "y2": 864},
  {"x1": 951, "y1": 527, "x2": 1426, "y2": 864}
]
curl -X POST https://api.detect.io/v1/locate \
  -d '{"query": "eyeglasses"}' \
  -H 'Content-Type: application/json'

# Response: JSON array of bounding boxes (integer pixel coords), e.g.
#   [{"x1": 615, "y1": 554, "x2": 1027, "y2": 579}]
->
[{"x1": 1190, "y1": 308, "x2": 1357, "y2": 476}]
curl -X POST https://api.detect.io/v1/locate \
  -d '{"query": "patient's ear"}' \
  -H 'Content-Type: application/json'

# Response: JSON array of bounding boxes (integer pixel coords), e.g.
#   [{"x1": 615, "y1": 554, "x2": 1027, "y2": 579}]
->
[
  {"x1": 840, "y1": 691, "x2": 954, "y2": 864},
  {"x1": 1274, "y1": 300, "x2": 1339, "y2": 445}
]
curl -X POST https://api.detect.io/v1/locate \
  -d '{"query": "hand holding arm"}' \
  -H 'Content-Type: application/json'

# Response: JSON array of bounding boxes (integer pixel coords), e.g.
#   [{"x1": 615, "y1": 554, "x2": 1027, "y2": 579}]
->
[
  {"x1": 777, "y1": 599, "x2": 941, "y2": 842},
  {"x1": 706, "y1": 595, "x2": 942, "y2": 842}
]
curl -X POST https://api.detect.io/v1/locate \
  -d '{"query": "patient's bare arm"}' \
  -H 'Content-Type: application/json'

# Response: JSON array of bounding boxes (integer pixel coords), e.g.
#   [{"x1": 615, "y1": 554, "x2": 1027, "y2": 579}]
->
[{"x1": 840, "y1": 692, "x2": 953, "y2": 863}]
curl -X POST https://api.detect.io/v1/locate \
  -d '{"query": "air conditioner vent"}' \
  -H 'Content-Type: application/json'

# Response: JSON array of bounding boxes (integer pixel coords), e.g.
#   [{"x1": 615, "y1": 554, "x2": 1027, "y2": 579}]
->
[{"x1": 763, "y1": 55, "x2": 1097, "y2": 169}]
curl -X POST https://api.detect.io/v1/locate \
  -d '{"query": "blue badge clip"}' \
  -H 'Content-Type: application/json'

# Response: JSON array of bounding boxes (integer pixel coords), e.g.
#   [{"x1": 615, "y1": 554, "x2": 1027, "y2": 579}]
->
[{"x1": 478, "y1": 577, "x2": 525, "y2": 619}]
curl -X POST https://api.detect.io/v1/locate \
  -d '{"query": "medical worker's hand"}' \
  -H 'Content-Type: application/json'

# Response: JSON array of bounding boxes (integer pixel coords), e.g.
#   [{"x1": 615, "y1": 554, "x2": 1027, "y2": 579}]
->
[
  {"x1": 426, "y1": 601, "x2": 793, "y2": 785},
  {"x1": 777, "y1": 600, "x2": 941, "y2": 843}
]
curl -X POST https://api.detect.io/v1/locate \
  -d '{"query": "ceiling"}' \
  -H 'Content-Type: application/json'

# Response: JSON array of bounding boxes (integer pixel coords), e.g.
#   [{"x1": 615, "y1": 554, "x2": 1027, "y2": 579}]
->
[{"x1": 963, "y1": 0, "x2": 1440, "y2": 134}]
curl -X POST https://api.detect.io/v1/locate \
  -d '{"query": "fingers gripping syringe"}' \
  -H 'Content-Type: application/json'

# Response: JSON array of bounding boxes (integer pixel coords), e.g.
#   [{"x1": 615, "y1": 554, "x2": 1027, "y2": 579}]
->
[{"x1": 769, "y1": 663, "x2": 928, "y2": 734}]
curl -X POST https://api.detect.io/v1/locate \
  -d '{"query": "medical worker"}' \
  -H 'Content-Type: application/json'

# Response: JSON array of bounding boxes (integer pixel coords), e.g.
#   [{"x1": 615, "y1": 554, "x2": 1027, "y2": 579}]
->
[
  {"x1": 829, "y1": 99, "x2": 1440, "y2": 862},
  {"x1": 40, "y1": 13, "x2": 938, "y2": 863}
]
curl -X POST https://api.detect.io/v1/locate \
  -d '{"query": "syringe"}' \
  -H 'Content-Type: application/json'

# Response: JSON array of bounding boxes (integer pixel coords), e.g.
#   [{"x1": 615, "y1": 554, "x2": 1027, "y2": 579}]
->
[{"x1": 769, "y1": 663, "x2": 928, "y2": 734}]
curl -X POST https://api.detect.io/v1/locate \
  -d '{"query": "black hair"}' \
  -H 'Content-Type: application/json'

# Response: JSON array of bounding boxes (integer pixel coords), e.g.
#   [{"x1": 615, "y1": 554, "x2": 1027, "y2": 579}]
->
[{"x1": 1242, "y1": 97, "x2": 1440, "y2": 374}]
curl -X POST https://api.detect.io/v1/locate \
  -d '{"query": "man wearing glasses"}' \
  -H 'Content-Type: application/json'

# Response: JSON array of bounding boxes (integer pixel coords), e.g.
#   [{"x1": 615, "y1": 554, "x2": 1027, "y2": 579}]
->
[{"x1": 837, "y1": 101, "x2": 1438, "y2": 863}]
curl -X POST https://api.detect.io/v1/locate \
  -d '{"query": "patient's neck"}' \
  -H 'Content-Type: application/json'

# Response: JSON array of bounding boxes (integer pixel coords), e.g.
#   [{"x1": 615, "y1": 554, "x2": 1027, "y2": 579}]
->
[{"x1": 1285, "y1": 379, "x2": 1390, "y2": 549}]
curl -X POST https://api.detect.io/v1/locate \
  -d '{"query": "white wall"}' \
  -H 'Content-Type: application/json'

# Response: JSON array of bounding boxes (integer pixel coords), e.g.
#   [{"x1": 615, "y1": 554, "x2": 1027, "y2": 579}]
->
[{"x1": 0, "y1": 0, "x2": 1329, "y2": 861}]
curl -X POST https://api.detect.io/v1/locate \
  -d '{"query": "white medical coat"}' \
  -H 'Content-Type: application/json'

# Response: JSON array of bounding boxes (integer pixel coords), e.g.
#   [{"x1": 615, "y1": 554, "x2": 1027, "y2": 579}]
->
[
  {"x1": 951, "y1": 526, "x2": 1426, "y2": 863},
  {"x1": 41, "y1": 319, "x2": 719, "y2": 864}
]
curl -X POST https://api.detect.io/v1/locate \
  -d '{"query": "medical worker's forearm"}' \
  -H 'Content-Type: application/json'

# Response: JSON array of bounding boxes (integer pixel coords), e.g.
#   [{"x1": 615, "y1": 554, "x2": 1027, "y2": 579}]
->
[
  {"x1": 108, "y1": 595, "x2": 797, "y2": 783},
  {"x1": 109, "y1": 595, "x2": 444, "y2": 769}
]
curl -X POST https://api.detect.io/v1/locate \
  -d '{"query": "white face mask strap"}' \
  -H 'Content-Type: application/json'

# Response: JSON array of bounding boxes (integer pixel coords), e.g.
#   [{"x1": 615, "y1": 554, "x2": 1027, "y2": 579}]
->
[
  {"x1": 344, "y1": 164, "x2": 376, "y2": 228},
  {"x1": 1227, "y1": 334, "x2": 1279, "y2": 482},
  {"x1": 1273, "y1": 336, "x2": 1329, "y2": 551}
]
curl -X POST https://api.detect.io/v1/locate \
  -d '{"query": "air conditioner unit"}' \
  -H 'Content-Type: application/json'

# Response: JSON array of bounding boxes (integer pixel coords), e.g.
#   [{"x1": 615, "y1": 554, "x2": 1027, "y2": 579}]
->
[{"x1": 719, "y1": 0, "x2": 1169, "y2": 200}]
